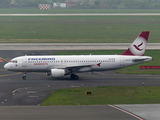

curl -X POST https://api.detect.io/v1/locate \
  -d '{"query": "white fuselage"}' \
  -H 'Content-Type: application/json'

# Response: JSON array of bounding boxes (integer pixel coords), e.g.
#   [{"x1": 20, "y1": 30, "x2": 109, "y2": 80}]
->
[
  {"x1": 3, "y1": 31, "x2": 152, "y2": 80},
  {"x1": 4, "y1": 55, "x2": 152, "y2": 73}
]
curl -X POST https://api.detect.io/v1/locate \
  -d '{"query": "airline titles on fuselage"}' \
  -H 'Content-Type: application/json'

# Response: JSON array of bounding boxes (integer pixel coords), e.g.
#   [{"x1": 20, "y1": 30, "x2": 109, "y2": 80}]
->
[
  {"x1": 28, "y1": 58, "x2": 55, "y2": 65},
  {"x1": 27, "y1": 57, "x2": 116, "y2": 66},
  {"x1": 28, "y1": 58, "x2": 55, "y2": 61}
]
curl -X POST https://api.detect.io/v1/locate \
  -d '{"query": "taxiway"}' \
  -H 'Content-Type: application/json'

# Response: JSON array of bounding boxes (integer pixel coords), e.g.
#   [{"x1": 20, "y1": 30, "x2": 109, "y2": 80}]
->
[
  {"x1": 0, "y1": 50, "x2": 159, "y2": 120},
  {"x1": 0, "y1": 43, "x2": 159, "y2": 50}
]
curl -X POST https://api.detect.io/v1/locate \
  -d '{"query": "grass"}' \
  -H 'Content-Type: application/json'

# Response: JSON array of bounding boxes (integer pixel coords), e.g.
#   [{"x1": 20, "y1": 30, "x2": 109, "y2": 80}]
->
[
  {"x1": 52, "y1": 50, "x2": 160, "y2": 74},
  {"x1": 1, "y1": 8, "x2": 160, "y2": 14},
  {"x1": 41, "y1": 86, "x2": 160, "y2": 105},
  {"x1": 116, "y1": 70, "x2": 160, "y2": 74},
  {"x1": 0, "y1": 16, "x2": 160, "y2": 42}
]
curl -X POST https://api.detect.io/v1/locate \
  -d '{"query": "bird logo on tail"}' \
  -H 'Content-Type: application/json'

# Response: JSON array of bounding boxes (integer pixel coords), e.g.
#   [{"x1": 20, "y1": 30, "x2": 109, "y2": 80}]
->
[
  {"x1": 133, "y1": 42, "x2": 143, "y2": 51},
  {"x1": 121, "y1": 31, "x2": 149, "y2": 56}
]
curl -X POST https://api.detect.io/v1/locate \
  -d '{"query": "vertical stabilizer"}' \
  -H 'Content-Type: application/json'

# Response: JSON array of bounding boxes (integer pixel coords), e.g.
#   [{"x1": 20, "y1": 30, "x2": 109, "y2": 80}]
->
[{"x1": 121, "y1": 31, "x2": 150, "y2": 56}]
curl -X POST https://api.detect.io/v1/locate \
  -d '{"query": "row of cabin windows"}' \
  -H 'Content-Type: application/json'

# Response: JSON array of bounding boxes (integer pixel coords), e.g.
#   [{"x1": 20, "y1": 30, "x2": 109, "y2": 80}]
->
[{"x1": 28, "y1": 60, "x2": 115, "y2": 63}]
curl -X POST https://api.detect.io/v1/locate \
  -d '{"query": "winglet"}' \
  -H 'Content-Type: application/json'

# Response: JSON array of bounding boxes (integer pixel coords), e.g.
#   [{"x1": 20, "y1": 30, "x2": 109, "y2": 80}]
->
[{"x1": 121, "y1": 31, "x2": 150, "y2": 56}]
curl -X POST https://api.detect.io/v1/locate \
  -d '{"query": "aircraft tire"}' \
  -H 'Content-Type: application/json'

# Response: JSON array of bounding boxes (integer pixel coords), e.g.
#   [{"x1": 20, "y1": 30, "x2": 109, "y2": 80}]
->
[
  {"x1": 70, "y1": 74, "x2": 79, "y2": 80},
  {"x1": 70, "y1": 74, "x2": 75, "y2": 79},
  {"x1": 74, "y1": 75, "x2": 79, "y2": 80},
  {"x1": 23, "y1": 76, "x2": 26, "y2": 80}
]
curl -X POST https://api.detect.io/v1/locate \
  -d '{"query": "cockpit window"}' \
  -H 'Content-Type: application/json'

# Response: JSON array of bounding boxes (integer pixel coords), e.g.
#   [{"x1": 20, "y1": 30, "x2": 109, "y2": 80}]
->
[{"x1": 10, "y1": 60, "x2": 17, "y2": 63}]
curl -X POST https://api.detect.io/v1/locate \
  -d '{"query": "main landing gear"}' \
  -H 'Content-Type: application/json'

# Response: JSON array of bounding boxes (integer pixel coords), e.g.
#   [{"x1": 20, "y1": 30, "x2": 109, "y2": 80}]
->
[
  {"x1": 21, "y1": 72, "x2": 79, "y2": 80},
  {"x1": 22, "y1": 72, "x2": 26, "y2": 80},
  {"x1": 70, "y1": 74, "x2": 79, "y2": 80}
]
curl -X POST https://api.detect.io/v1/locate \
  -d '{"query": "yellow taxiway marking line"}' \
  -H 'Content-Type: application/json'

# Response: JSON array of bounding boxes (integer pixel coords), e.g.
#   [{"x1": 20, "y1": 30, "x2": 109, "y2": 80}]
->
[
  {"x1": 32, "y1": 72, "x2": 45, "y2": 75},
  {"x1": 27, "y1": 91, "x2": 37, "y2": 94},
  {"x1": 0, "y1": 72, "x2": 21, "y2": 77},
  {"x1": 12, "y1": 88, "x2": 26, "y2": 93},
  {"x1": 0, "y1": 69, "x2": 7, "y2": 71},
  {"x1": 94, "y1": 72, "x2": 106, "y2": 76},
  {"x1": 0, "y1": 57, "x2": 10, "y2": 62}
]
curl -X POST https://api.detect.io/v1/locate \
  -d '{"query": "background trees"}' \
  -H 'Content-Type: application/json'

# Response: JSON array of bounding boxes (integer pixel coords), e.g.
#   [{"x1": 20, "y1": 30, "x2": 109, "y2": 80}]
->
[
  {"x1": 2, "y1": 0, "x2": 160, "y2": 9},
  {"x1": 0, "y1": 0, "x2": 11, "y2": 8}
]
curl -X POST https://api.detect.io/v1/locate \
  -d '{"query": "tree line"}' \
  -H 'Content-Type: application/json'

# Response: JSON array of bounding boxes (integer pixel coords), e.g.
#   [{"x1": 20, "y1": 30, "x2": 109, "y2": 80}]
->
[
  {"x1": 0, "y1": 0, "x2": 160, "y2": 9},
  {"x1": 97, "y1": 0, "x2": 160, "y2": 9}
]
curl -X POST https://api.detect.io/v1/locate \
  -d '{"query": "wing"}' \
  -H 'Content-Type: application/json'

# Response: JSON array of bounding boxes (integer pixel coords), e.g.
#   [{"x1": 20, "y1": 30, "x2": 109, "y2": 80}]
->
[
  {"x1": 47, "y1": 64, "x2": 93, "y2": 73},
  {"x1": 59, "y1": 64, "x2": 92, "y2": 72}
]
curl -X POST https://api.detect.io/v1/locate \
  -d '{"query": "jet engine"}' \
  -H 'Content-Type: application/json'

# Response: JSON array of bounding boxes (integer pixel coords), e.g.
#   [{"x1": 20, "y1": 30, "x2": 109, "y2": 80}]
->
[{"x1": 51, "y1": 69, "x2": 66, "y2": 78}]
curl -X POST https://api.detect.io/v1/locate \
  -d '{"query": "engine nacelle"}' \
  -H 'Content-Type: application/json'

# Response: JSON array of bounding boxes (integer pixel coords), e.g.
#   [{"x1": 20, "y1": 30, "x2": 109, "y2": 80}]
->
[{"x1": 51, "y1": 69, "x2": 65, "y2": 78}]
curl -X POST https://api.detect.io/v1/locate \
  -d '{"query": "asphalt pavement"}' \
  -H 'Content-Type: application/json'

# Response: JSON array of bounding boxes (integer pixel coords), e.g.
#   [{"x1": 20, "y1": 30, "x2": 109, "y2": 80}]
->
[
  {"x1": 0, "y1": 43, "x2": 158, "y2": 50},
  {"x1": 0, "y1": 50, "x2": 160, "y2": 120}
]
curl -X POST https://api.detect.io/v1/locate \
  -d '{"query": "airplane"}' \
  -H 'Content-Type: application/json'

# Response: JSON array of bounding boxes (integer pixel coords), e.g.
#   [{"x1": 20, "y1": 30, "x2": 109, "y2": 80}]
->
[{"x1": 4, "y1": 31, "x2": 152, "y2": 80}]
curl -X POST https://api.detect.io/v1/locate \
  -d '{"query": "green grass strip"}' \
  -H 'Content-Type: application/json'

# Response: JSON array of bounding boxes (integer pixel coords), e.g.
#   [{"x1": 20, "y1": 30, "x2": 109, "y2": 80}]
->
[
  {"x1": 0, "y1": 15, "x2": 160, "y2": 42},
  {"x1": 41, "y1": 86, "x2": 160, "y2": 105},
  {"x1": 116, "y1": 70, "x2": 160, "y2": 75}
]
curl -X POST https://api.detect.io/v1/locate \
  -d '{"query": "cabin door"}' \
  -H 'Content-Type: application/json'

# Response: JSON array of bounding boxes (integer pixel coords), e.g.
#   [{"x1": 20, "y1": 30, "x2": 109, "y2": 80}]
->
[{"x1": 22, "y1": 57, "x2": 27, "y2": 67}]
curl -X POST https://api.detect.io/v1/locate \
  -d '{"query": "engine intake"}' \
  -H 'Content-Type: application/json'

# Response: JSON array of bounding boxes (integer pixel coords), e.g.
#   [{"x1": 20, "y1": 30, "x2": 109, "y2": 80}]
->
[{"x1": 51, "y1": 69, "x2": 65, "y2": 78}]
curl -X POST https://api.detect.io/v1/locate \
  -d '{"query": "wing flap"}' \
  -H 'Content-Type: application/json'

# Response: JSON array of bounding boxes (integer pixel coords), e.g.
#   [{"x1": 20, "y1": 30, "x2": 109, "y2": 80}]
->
[
  {"x1": 58, "y1": 64, "x2": 92, "y2": 69},
  {"x1": 47, "y1": 64, "x2": 92, "y2": 72}
]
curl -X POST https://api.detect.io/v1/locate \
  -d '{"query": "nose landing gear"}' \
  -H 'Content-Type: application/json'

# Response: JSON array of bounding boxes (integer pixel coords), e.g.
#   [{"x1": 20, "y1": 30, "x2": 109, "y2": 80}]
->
[{"x1": 22, "y1": 72, "x2": 26, "y2": 80}]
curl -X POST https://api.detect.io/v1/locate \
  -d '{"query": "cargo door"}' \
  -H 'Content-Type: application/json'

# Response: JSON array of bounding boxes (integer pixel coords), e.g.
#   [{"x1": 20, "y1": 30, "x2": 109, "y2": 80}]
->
[{"x1": 120, "y1": 57, "x2": 125, "y2": 66}]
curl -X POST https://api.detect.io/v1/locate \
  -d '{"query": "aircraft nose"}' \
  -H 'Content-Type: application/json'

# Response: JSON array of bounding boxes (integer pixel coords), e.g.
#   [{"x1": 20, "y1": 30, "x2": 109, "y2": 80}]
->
[{"x1": 4, "y1": 63, "x2": 9, "y2": 69}]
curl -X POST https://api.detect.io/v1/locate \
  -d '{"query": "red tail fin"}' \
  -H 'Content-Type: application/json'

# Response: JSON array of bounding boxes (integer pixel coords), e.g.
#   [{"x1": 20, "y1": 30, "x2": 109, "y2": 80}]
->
[{"x1": 121, "y1": 31, "x2": 150, "y2": 56}]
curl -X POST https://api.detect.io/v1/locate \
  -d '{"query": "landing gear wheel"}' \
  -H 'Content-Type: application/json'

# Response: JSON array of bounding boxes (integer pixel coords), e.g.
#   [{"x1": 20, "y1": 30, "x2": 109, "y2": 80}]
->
[
  {"x1": 22, "y1": 76, "x2": 26, "y2": 80},
  {"x1": 22, "y1": 72, "x2": 26, "y2": 80},
  {"x1": 70, "y1": 74, "x2": 75, "y2": 79},
  {"x1": 70, "y1": 74, "x2": 79, "y2": 80},
  {"x1": 74, "y1": 75, "x2": 79, "y2": 80}
]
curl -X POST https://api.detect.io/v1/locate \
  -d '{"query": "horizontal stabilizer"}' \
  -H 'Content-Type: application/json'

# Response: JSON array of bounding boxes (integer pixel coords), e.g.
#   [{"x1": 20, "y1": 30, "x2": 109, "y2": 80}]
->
[{"x1": 132, "y1": 57, "x2": 152, "y2": 62}]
